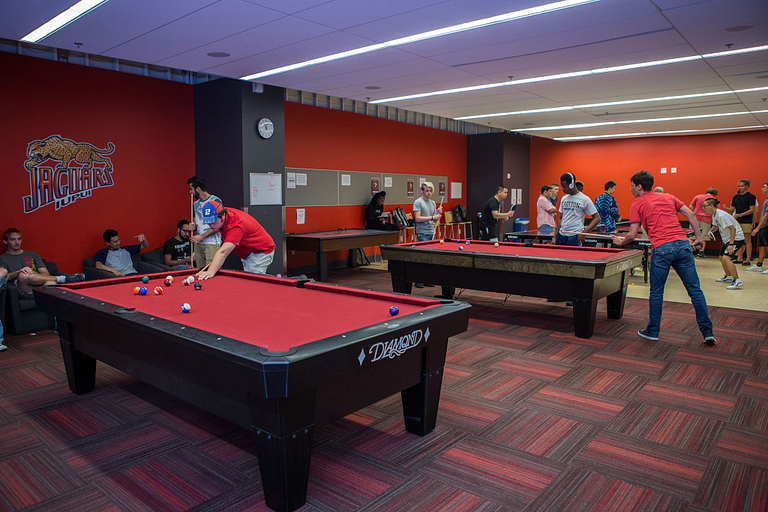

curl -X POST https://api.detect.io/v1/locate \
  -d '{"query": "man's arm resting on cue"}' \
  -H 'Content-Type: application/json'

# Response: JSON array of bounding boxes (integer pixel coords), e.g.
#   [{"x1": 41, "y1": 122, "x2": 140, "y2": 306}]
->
[{"x1": 196, "y1": 242, "x2": 236, "y2": 280}]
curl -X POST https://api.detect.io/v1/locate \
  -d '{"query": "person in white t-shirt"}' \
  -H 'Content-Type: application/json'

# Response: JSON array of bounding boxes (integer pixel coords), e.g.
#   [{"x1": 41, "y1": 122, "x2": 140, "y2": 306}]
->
[
  {"x1": 551, "y1": 173, "x2": 600, "y2": 246},
  {"x1": 703, "y1": 198, "x2": 745, "y2": 289}
]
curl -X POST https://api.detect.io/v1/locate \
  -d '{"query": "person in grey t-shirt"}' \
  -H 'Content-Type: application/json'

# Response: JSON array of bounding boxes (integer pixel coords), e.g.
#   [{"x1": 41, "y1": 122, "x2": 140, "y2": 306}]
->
[
  {"x1": 95, "y1": 229, "x2": 149, "y2": 277},
  {"x1": 413, "y1": 181, "x2": 442, "y2": 241}
]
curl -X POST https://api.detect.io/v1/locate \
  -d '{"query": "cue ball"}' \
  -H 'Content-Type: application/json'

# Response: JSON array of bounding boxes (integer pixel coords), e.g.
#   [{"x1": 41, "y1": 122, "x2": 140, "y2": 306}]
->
[
  {"x1": 389, "y1": 306, "x2": 399, "y2": 316},
  {"x1": 141, "y1": 276, "x2": 149, "y2": 284},
  {"x1": 139, "y1": 287, "x2": 148, "y2": 295},
  {"x1": 186, "y1": 275, "x2": 195, "y2": 284},
  {"x1": 154, "y1": 286, "x2": 163, "y2": 295},
  {"x1": 165, "y1": 276, "x2": 173, "y2": 283},
  {"x1": 194, "y1": 282, "x2": 202, "y2": 290},
  {"x1": 458, "y1": 246, "x2": 463, "y2": 250},
  {"x1": 181, "y1": 303, "x2": 191, "y2": 313},
  {"x1": 133, "y1": 286, "x2": 141, "y2": 295},
  {"x1": 494, "y1": 242, "x2": 499, "y2": 247}
]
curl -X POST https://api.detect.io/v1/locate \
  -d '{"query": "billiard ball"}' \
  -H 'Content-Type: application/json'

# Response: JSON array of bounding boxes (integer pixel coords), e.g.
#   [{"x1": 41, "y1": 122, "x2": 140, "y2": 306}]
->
[
  {"x1": 133, "y1": 286, "x2": 141, "y2": 295},
  {"x1": 458, "y1": 246, "x2": 463, "y2": 250},
  {"x1": 181, "y1": 303, "x2": 191, "y2": 313},
  {"x1": 183, "y1": 278, "x2": 190, "y2": 286},
  {"x1": 389, "y1": 306, "x2": 399, "y2": 316},
  {"x1": 494, "y1": 242, "x2": 499, "y2": 247},
  {"x1": 439, "y1": 239, "x2": 444, "y2": 244},
  {"x1": 465, "y1": 240, "x2": 470, "y2": 244},
  {"x1": 165, "y1": 276, "x2": 173, "y2": 284},
  {"x1": 141, "y1": 276, "x2": 149, "y2": 284},
  {"x1": 194, "y1": 282, "x2": 202, "y2": 290},
  {"x1": 186, "y1": 275, "x2": 195, "y2": 284},
  {"x1": 139, "y1": 287, "x2": 148, "y2": 295},
  {"x1": 154, "y1": 286, "x2": 163, "y2": 295}
]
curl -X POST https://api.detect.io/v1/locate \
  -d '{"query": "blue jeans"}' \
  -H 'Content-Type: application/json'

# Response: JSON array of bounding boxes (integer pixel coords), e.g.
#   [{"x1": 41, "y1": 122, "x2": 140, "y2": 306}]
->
[
  {"x1": 417, "y1": 232, "x2": 434, "y2": 242},
  {"x1": 555, "y1": 233, "x2": 580, "y2": 246},
  {"x1": 539, "y1": 225, "x2": 553, "y2": 234},
  {"x1": 647, "y1": 240, "x2": 712, "y2": 336}
]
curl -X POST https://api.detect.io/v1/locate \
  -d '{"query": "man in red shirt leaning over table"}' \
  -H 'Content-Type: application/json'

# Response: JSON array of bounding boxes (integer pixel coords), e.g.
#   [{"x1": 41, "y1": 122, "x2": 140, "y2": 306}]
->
[
  {"x1": 611, "y1": 170, "x2": 715, "y2": 344},
  {"x1": 196, "y1": 200, "x2": 276, "y2": 279}
]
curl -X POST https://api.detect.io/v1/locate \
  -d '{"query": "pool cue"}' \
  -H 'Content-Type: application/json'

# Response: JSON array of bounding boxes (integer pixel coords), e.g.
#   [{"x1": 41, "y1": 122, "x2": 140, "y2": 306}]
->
[
  {"x1": 560, "y1": 230, "x2": 619, "y2": 240},
  {"x1": 190, "y1": 194, "x2": 195, "y2": 268}
]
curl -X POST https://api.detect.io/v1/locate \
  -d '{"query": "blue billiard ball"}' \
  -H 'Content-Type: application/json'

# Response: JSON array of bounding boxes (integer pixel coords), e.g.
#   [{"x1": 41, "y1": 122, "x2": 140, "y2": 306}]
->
[
  {"x1": 139, "y1": 287, "x2": 148, "y2": 295},
  {"x1": 141, "y1": 276, "x2": 149, "y2": 284},
  {"x1": 181, "y1": 303, "x2": 191, "y2": 313},
  {"x1": 389, "y1": 306, "x2": 399, "y2": 316}
]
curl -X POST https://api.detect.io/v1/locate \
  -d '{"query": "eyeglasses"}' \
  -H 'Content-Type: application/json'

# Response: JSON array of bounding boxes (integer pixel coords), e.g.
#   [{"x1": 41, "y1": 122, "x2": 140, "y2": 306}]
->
[{"x1": 181, "y1": 229, "x2": 191, "y2": 233}]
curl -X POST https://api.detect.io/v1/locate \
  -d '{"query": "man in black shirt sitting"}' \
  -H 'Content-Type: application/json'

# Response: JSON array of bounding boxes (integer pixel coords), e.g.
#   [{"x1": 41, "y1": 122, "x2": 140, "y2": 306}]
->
[
  {"x1": 478, "y1": 186, "x2": 515, "y2": 241},
  {"x1": 164, "y1": 220, "x2": 193, "y2": 270}
]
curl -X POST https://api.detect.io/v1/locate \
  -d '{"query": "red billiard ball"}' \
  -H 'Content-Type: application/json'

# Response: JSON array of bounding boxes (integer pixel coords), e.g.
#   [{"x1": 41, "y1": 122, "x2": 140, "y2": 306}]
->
[
  {"x1": 154, "y1": 286, "x2": 163, "y2": 295},
  {"x1": 164, "y1": 278, "x2": 172, "y2": 287},
  {"x1": 389, "y1": 306, "x2": 399, "y2": 316}
]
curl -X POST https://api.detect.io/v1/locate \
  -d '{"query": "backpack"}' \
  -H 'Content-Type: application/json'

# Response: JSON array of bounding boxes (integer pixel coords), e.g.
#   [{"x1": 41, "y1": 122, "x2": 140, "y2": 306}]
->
[
  {"x1": 348, "y1": 247, "x2": 370, "y2": 268},
  {"x1": 392, "y1": 207, "x2": 409, "y2": 226},
  {"x1": 452, "y1": 204, "x2": 467, "y2": 223}
]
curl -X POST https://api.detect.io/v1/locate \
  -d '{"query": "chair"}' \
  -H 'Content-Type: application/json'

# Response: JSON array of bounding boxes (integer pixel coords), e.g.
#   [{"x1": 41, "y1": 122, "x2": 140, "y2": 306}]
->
[
  {"x1": 82, "y1": 252, "x2": 161, "y2": 280},
  {"x1": 3, "y1": 260, "x2": 61, "y2": 335}
]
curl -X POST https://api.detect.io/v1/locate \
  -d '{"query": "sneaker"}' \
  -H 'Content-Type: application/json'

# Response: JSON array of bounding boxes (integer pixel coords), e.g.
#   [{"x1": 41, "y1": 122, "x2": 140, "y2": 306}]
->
[
  {"x1": 638, "y1": 330, "x2": 659, "y2": 341},
  {"x1": 703, "y1": 334, "x2": 716, "y2": 344},
  {"x1": 726, "y1": 280, "x2": 743, "y2": 290},
  {"x1": 696, "y1": 252, "x2": 706, "y2": 258},
  {"x1": 763, "y1": 268, "x2": 768, "y2": 275},
  {"x1": 64, "y1": 273, "x2": 85, "y2": 283},
  {"x1": 746, "y1": 265, "x2": 763, "y2": 272},
  {"x1": 741, "y1": 261, "x2": 751, "y2": 266},
  {"x1": 715, "y1": 276, "x2": 734, "y2": 283},
  {"x1": 0, "y1": 342, "x2": 6, "y2": 352},
  {"x1": 414, "y1": 283, "x2": 424, "y2": 288}
]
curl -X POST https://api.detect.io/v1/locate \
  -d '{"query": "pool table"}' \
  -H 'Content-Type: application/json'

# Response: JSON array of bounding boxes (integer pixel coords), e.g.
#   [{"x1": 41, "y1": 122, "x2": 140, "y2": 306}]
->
[
  {"x1": 381, "y1": 240, "x2": 642, "y2": 339},
  {"x1": 33, "y1": 270, "x2": 470, "y2": 512}
]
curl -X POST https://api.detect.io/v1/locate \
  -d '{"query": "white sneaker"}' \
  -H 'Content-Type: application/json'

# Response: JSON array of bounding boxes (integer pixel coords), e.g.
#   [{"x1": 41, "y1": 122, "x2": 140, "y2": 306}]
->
[
  {"x1": 726, "y1": 280, "x2": 743, "y2": 290},
  {"x1": 715, "y1": 276, "x2": 734, "y2": 283},
  {"x1": 0, "y1": 342, "x2": 7, "y2": 352},
  {"x1": 763, "y1": 268, "x2": 768, "y2": 275},
  {"x1": 746, "y1": 265, "x2": 763, "y2": 272}
]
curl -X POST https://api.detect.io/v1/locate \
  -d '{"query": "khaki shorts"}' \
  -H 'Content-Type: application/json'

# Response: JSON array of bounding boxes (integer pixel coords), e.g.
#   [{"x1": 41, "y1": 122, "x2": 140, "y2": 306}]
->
[
  {"x1": 740, "y1": 223, "x2": 752, "y2": 235},
  {"x1": 698, "y1": 220, "x2": 712, "y2": 241},
  {"x1": 193, "y1": 244, "x2": 220, "y2": 268}
]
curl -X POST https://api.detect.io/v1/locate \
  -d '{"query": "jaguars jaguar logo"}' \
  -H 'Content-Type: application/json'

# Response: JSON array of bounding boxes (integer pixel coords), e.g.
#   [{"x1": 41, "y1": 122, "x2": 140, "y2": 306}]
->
[{"x1": 23, "y1": 135, "x2": 115, "y2": 213}]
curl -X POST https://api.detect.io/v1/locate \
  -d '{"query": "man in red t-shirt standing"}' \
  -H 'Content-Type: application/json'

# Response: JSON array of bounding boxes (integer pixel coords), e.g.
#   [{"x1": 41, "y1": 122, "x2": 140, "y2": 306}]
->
[
  {"x1": 688, "y1": 187, "x2": 717, "y2": 257},
  {"x1": 196, "y1": 200, "x2": 276, "y2": 279},
  {"x1": 611, "y1": 171, "x2": 715, "y2": 344}
]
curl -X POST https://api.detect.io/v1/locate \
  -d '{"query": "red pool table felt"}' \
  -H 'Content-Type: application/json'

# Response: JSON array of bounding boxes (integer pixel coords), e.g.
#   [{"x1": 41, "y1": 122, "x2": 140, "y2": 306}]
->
[
  {"x1": 63, "y1": 271, "x2": 440, "y2": 352},
  {"x1": 403, "y1": 240, "x2": 624, "y2": 260}
]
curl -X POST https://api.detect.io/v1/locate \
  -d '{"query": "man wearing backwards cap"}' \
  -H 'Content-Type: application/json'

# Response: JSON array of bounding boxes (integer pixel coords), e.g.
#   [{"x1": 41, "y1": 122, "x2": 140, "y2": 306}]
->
[{"x1": 196, "y1": 200, "x2": 276, "y2": 279}]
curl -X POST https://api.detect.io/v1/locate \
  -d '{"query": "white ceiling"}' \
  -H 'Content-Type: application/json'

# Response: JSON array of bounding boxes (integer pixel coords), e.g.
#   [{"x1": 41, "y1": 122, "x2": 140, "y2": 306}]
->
[{"x1": 2, "y1": 0, "x2": 767, "y2": 139}]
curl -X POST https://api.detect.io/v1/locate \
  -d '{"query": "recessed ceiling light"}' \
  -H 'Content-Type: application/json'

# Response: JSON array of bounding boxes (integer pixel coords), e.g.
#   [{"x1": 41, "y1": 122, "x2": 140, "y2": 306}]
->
[
  {"x1": 365, "y1": 86, "x2": 382, "y2": 90},
  {"x1": 725, "y1": 25, "x2": 753, "y2": 32},
  {"x1": 207, "y1": 52, "x2": 230, "y2": 58}
]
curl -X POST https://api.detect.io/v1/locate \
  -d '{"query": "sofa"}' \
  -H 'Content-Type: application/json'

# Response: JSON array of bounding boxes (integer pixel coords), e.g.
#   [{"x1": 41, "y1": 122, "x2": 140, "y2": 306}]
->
[
  {"x1": 3, "y1": 260, "x2": 61, "y2": 335},
  {"x1": 140, "y1": 247, "x2": 173, "y2": 272},
  {"x1": 82, "y1": 252, "x2": 164, "y2": 280}
]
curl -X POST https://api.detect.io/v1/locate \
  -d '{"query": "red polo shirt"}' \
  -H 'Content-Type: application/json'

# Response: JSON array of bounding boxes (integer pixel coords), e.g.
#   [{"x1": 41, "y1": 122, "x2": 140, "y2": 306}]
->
[
  {"x1": 629, "y1": 192, "x2": 688, "y2": 249},
  {"x1": 219, "y1": 208, "x2": 275, "y2": 259}
]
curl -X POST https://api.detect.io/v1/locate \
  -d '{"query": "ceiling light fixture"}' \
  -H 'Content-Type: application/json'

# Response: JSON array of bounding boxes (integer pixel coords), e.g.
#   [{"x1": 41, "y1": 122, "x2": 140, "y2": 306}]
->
[
  {"x1": 21, "y1": 0, "x2": 110, "y2": 43},
  {"x1": 240, "y1": 0, "x2": 600, "y2": 81},
  {"x1": 371, "y1": 44, "x2": 768, "y2": 104},
  {"x1": 554, "y1": 125, "x2": 766, "y2": 141},
  {"x1": 455, "y1": 86, "x2": 768, "y2": 120},
  {"x1": 519, "y1": 109, "x2": 768, "y2": 132},
  {"x1": 207, "y1": 52, "x2": 230, "y2": 58}
]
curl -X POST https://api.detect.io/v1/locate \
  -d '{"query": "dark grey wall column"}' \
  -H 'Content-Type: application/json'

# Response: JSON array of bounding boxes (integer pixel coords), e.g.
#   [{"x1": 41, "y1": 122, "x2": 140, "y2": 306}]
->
[
  {"x1": 194, "y1": 79, "x2": 286, "y2": 275},
  {"x1": 467, "y1": 132, "x2": 530, "y2": 238}
]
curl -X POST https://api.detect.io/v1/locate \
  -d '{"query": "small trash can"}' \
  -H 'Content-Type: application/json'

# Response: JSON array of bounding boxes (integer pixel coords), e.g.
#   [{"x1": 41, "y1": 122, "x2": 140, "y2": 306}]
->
[{"x1": 514, "y1": 218, "x2": 530, "y2": 232}]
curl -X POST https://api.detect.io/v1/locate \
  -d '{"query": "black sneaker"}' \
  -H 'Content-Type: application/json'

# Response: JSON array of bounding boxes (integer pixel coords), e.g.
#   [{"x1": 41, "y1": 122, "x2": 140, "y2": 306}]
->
[
  {"x1": 741, "y1": 261, "x2": 752, "y2": 266},
  {"x1": 638, "y1": 330, "x2": 659, "y2": 341},
  {"x1": 65, "y1": 273, "x2": 85, "y2": 283},
  {"x1": 703, "y1": 333, "x2": 716, "y2": 344},
  {"x1": 414, "y1": 283, "x2": 424, "y2": 289}
]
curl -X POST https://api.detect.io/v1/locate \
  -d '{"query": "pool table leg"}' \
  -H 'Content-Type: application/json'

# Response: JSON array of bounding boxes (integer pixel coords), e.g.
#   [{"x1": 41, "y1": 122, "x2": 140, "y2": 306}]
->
[
  {"x1": 388, "y1": 261, "x2": 412, "y2": 294},
  {"x1": 250, "y1": 392, "x2": 315, "y2": 512},
  {"x1": 606, "y1": 271, "x2": 629, "y2": 319},
  {"x1": 58, "y1": 320, "x2": 97, "y2": 394},
  {"x1": 572, "y1": 299, "x2": 598, "y2": 338},
  {"x1": 438, "y1": 286, "x2": 455, "y2": 299},
  {"x1": 317, "y1": 252, "x2": 328, "y2": 282},
  {"x1": 401, "y1": 341, "x2": 447, "y2": 435}
]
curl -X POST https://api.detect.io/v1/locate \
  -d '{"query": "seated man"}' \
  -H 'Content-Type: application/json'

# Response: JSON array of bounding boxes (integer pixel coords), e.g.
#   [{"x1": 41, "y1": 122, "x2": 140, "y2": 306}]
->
[
  {"x1": 164, "y1": 220, "x2": 192, "y2": 270},
  {"x1": 0, "y1": 228, "x2": 84, "y2": 303},
  {"x1": 0, "y1": 265, "x2": 6, "y2": 351},
  {"x1": 95, "y1": 229, "x2": 148, "y2": 277}
]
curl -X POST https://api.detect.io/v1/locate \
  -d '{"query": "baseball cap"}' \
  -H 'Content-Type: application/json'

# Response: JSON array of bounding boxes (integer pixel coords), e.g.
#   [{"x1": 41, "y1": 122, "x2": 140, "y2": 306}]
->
[{"x1": 201, "y1": 200, "x2": 223, "y2": 224}]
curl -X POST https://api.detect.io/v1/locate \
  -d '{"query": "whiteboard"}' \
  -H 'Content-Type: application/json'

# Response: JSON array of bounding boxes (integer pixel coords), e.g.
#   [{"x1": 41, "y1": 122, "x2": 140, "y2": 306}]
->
[{"x1": 250, "y1": 173, "x2": 282, "y2": 206}]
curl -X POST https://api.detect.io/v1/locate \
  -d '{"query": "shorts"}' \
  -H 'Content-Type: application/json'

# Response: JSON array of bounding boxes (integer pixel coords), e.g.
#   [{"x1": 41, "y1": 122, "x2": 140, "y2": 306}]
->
[
  {"x1": 757, "y1": 226, "x2": 768, "y2": 248},
  {"x1": 720, "y1": 239, "x2": 745, "y2": 258},
  {"x1": 740, "y1": 222, "x2": 752, "y2": 235},
  {"x1": 242, "y1": 250, "x2": 275, "y2": 274},
  {"x1": 698, "y1": 220, "x2": 712, "y2": 241}
]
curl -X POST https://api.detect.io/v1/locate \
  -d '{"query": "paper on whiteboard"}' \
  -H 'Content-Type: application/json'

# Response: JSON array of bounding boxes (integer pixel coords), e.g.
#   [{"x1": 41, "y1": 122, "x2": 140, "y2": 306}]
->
[{"x1": 296, "y1": 173, "x2": 307, "y2": 186}]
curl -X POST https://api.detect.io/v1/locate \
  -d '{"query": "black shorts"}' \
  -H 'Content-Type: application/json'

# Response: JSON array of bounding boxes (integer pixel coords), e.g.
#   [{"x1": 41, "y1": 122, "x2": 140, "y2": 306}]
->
[
  {"x1": 758, "y1": 226, "x2": 768, "y2": 248},
  {"x1": 720, "y1": 239, "x2": 745, "y2": 257}
]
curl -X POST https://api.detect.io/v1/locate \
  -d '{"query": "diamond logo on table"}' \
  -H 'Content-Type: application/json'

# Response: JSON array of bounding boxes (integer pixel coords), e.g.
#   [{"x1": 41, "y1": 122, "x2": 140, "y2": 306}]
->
[
  {"x1": 358, "y1": 349, "x2": 366, "y2": 366},
  {"x1": 367, "y1": 328, "x2": 426, "y2": 363}
]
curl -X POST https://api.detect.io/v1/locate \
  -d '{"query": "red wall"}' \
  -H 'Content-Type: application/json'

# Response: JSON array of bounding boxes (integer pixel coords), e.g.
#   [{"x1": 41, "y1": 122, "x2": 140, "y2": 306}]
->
[
  {"x1": 284, "y1": 103, "x2": 467, "y2": 267},
  {"x1": 1, "y1": 52, "x2": 195, "y2": 273},
  {"x1": 528, "y1": 131, "x2": 768, "y2": 226}
]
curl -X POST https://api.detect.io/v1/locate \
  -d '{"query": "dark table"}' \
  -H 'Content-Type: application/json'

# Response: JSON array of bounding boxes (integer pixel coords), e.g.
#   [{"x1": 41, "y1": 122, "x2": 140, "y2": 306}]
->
[
  {"x1": 34, "y1": 269, "x2": 470, "y2": 512},
  {"x1": 286, "y1": 229, "x2": 399, "y2": 281},
  {"x1": 382, "y1": 240, "x2": 642, "y2": 338}
]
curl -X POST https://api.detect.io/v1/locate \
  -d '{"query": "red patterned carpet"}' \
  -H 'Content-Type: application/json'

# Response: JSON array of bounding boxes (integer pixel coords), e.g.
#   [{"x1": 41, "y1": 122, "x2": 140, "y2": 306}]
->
[{"x1": 1, "y1": 266, "x2": 767, "y2": 511}]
